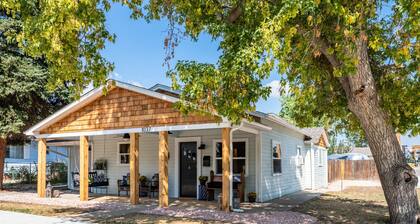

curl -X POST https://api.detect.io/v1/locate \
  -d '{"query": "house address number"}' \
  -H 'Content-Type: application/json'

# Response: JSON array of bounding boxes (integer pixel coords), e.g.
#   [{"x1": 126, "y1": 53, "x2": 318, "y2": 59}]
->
[{"x1": 141, "y1": 127, "x2": 152, "y2": 133}]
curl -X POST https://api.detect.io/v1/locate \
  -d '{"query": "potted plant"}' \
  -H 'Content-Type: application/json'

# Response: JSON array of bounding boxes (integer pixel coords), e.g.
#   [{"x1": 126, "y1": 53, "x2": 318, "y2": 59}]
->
[
  {"x1": 198, "y1": 176, "x2": 208, "y2": 185},
  {"x1": 94, "y1": 159, "x2": 107, "y2": 170},
  {"x1": 140, "y1": 175, "x2": 148, "y2": 186},
  {"x1": 248, "y1": 192, "x2": 257, "y2": 203}
]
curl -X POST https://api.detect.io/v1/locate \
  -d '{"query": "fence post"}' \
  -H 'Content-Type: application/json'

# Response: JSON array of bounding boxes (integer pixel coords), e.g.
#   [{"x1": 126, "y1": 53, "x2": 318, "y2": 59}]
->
[{"x1": 340, "y1": 160, "x2": 345, "y2": 191}]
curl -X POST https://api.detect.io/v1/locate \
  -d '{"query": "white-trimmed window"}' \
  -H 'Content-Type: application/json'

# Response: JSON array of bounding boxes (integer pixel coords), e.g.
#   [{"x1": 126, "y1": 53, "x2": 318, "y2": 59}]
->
[
  {"x1": 272, "y1": 140, "x2": 282, "y2": 174},
  {"x1": 6, "y1": 145, "x2": 24, "y2": 159},
  {"x1": 318, "y1": 148, "x2": 323, "y2": 166},
  {"x1": 296, "y1": 146, "x2": 302, "y2": 157},
  {"x1": 118, "y1": 143, "x2": 130, "y2": 165},
  {"x1": 297, "y1": 145, "x2": 304, "y2": 165},
  {"x1": 214, "y1": 140, "x2": 247, "y2": 175}
]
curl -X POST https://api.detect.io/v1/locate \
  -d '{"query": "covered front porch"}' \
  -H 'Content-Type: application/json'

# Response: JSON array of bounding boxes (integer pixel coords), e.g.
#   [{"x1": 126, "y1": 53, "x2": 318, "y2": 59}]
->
[{"x1": 25, "y1": 80, "x2": 270, "y2": 211}]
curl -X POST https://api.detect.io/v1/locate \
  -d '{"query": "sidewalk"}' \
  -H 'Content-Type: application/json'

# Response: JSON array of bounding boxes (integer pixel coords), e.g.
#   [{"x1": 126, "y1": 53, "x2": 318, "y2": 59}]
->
[{"x1": 0, "y1": 211, "x2": 87, "y2": 224}]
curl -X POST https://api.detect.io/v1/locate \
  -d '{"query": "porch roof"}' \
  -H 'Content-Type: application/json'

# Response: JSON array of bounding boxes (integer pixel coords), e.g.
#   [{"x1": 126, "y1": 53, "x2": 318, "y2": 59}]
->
[{"x1": 25, "y1": 80, "x2": 230, "y2": 138}]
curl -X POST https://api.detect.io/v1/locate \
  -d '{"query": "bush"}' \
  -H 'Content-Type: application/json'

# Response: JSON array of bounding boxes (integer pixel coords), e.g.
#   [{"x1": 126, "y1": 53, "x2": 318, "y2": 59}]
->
[{"x1": 47, "y1": 162, "x2": 68, "y2": 185}]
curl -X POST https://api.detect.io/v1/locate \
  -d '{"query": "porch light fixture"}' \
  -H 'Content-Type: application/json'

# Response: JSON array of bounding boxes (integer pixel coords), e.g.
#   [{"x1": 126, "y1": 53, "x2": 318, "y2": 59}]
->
[
  {"x1": 198, "y1": 144, "x2": 206, "y2": 176},
  {"x1": 123, "y1": 133, "x2": 130, "y2": 139},
  {"x1": 198, "y1": 144, "x2": 206, "y2": 150}
]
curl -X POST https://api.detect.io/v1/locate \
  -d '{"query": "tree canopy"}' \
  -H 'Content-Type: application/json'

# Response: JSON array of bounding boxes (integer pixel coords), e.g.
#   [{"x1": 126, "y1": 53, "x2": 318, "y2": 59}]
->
[
  {"x1": 0, "y1": 15, "x2": 70, "y2": 143},
  {"x1": 2, "y1": 0, "x2": 417, "y2": 135}
]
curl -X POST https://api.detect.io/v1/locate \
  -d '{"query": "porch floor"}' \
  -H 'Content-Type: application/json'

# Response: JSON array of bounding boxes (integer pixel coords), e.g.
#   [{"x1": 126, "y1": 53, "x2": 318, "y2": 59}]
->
[{"x1": 0, "y1": 190, "x2": 318, "y2": 223}]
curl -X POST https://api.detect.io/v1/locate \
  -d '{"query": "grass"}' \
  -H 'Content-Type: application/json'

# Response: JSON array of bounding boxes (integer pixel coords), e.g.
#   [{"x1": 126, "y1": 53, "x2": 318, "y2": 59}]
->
[
  {"x1": 0, "y1": 201, "x2": 90, "y2": 217},
  {"x1": 293, "y1": 186, "x2": 420, "y2": 224}
]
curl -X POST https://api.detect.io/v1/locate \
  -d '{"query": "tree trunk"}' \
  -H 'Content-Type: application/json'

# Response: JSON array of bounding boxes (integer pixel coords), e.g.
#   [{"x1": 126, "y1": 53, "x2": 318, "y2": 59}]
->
[
  {"x1": 0, "y1": 138, "x2": 6, "y2": 190},
  {"x1": 339, "y1": 34, "x2": 419, "y2": 223}
]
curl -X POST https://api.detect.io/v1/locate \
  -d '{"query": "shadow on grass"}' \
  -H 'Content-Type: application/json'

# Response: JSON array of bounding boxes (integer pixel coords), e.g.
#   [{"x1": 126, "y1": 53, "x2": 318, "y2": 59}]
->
[
  {"x1": 0, "y1": 201, "x2": 95, "y2": 217},
  {"x1": 293, "y1": 193, "x2": 389, "y2": 224}
]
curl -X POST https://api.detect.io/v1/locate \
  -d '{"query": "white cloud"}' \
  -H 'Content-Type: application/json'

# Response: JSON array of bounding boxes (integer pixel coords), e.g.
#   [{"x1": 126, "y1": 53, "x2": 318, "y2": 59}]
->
[
  {"x1": 266, "y1": 80, "x2": 290, "y2": 98},
  {"x1": 109, "y1": 72, "x2": 122, "y2": 80},
  {"x1": 266, "y1": 80, "x2": 281, "y2": 98}
]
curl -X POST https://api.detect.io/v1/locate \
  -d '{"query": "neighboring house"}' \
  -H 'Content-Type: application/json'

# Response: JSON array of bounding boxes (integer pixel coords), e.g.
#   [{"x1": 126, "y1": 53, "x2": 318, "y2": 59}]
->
[
  {"x1": 328, "y1": 153, "x2": 370, "y2": 160},
  {"x1": 4, "y1": 142, "x2": 68, "y2": 182},
  {"x1": 349, "y1": 147, "x2": 373, "y2": 159},
  {"x1": 301, "y1": 127, "x2": 330, "y2": 190},
  {"x1": 24, "y1": 80, "x2": 328, "y2": 207},
  {"x1": 412, "y1": 145, "x2": 420, "y2": 160},
  {"x1": 5, "y1": 142, "x2": 67, "y2": 164}
]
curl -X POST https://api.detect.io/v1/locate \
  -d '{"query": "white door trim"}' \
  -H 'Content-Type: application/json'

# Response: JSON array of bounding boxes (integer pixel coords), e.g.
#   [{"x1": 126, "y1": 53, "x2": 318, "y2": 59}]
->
[{"x1": 174, "y1": 137, "x2": 201, "y2": 199}]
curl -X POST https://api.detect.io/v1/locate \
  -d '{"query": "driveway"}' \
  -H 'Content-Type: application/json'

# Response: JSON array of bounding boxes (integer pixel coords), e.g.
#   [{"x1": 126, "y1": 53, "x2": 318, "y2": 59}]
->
[{"x1": 0, "y1": 211, "x2": 87, "y2": 224}]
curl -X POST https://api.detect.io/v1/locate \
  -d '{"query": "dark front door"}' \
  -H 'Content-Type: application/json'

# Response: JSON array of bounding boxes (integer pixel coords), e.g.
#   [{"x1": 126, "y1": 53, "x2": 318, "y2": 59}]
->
[{"x1": 180, "y1": 142, "x2": 197, "y2": 197}]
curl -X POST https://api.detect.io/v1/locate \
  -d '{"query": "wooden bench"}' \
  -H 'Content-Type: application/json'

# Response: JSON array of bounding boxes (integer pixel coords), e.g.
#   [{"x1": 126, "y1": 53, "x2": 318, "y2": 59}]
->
[
  {"x1": 72, "y1": 171, "x2": 109, "y2": 193},
  {"x1": 206, "y1": 169, "x2": 245, "y2": 202}
]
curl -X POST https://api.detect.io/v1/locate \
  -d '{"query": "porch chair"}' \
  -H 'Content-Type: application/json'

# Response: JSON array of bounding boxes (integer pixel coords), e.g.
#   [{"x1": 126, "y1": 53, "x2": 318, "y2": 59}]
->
[
  {"x1": 148, "y1": 173, "x2": 159, "y2": 198},
  {"x1": 117, "y1": 175, "x2": 130, "y2": 196}
]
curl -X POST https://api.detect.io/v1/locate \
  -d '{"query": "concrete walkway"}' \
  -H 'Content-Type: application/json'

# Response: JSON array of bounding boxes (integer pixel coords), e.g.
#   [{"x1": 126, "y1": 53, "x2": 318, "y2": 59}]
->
[{"x1": 0, "y1": 211, "x2": 88, "y2": 224}]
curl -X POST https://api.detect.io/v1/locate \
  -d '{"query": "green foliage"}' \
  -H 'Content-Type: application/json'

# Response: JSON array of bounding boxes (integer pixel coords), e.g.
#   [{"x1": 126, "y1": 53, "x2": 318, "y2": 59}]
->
[
  {"x1": 146, "y1": 0, "x2": 419, "y2": 134},
  {"x1": 1, "y1": 0, "x2": 115, "y2": 94},
  {"x1": 0, "y1": 16, "x2": 70, "y2": 141},
  {"x1": 1, "y1": 0, "x2": 418, "y2": 135}
]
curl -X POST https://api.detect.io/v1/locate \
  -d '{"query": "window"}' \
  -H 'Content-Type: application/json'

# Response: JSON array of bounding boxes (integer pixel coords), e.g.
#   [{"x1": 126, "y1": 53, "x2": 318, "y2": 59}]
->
[
  {"x1": 318, "y1": 148, "x2": 323, "y2": 166},
  {"x1": 297, "y1": 146, "x2": 304, "y2": 165},
  {"x1": 6, "y1": 145, "x2": 24, "y2": 159},
  {"x1": 214, "y1": 140, "x2": 247, "y2": 175},
  {"x1": 272, "y1": 141, "x2": 282, "y2": 174},
  {"x1": 118, "y1": 143, "x2": 130, "y2": 165},
  {"x1": 296, "y1": 146, "x2": 302, "y2": 157}
]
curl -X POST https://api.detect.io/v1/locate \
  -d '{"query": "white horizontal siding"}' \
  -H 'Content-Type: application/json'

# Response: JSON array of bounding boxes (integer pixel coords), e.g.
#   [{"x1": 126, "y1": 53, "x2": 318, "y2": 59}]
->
[
  {"x1": 176, "y1": 129, "x2": 256, "y2": 199},
  {"x1": 313, "y1": 146, "x2": 328, "y2": 189},
  {"x1": 68, "y1": 129, "x2": 256, "y2": 198},
  {"x1": 302, "y1": 146, "x2": 313, "y2": 189},
  {"x1": 259, "y1": 119, "x2": 306, "y2": 202},
  {"x1": 88, "y1": 134, "x2": 175, "y2": 196}
]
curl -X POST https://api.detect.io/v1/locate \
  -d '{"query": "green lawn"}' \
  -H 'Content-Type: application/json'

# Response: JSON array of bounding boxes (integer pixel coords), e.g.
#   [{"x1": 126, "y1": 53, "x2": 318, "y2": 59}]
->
[{"x1": 293, "y1": 186, "x2": 420, "y2": 224}]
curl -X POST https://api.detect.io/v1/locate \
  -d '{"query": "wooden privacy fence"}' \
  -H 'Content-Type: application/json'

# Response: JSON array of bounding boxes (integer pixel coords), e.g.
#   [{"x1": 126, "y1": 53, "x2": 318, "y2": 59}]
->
[{"x1": 328, "y1": 160, "x2": 379, "y2": 183}]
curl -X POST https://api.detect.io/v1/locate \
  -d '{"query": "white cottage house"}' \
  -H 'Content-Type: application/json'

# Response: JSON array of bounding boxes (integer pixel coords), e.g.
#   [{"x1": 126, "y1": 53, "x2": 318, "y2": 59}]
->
[{"x1": 24, "y1": 80, "x2": 328, "y2": 210}]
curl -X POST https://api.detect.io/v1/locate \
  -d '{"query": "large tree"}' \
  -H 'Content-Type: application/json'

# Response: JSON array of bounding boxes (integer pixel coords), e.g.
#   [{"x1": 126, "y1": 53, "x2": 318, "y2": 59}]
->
[
  {"x1": 1, "y1": 0, "x2": 419, "y2": 222},
  {"x1": 148, "y1": 2, "x2": 419, "y2": 222},
  {"x1": 0, "y1": 15, "x2": 70, "y2": 189}
]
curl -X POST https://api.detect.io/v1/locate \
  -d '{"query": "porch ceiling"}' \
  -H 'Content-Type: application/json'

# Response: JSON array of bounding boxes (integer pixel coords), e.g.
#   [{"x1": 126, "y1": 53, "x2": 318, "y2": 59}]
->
[{"x1": 25, "y1": 81, "x2": 224, "y2": 138}]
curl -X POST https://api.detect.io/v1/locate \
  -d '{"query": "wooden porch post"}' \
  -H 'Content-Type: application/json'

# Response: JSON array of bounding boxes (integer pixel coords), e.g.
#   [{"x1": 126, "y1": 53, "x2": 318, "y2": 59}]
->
[
  {"x1": 130, "y1": 133, "x2": 140, "y2": 205},
  {"x1": 159, "y1": 131, "x2": 169, "y2": 208},
  {"x1": 222, "y1": 127, "x2": 231, "y2": 212},
  {"x1": 37, "y1": 138, "x2": 47, "y2": 197},
  {"x1": 79, "y1": 136, "x2": 89, "y2": 201}
]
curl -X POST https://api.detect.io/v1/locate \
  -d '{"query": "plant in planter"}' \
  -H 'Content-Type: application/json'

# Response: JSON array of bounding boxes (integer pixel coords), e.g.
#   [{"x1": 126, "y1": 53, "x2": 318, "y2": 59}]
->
[
  {"x1": 198, "y1": 176, "x2": 208, "y2": 185},
  {"x1": 248, "y1": 192, "x2": 257, "y2": 203},
  {"x1": 139, "y1": 175, "x2": 148, "y2": 185},
  {"x1": 94, "y1": 159, "x2": 107, "y2": 170}
]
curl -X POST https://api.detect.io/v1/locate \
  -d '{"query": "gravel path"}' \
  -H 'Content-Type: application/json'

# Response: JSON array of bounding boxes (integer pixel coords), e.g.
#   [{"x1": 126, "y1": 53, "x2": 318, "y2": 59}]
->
[
  {"x1": 0, "y1": 191, "x2": 317, "y2": 223},
  {"x1": 143, "y1": 207, "x2": 317, "y2": 224}
]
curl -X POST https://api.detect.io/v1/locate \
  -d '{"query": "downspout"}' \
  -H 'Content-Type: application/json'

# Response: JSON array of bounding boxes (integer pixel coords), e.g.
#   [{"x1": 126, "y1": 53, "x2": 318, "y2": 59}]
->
[
  {"x1": 229, "y1": 122, "x2": 243, "y2": 209},
  {"x1": 310, "y1": 142, "x2": 315, "y2": 190}
]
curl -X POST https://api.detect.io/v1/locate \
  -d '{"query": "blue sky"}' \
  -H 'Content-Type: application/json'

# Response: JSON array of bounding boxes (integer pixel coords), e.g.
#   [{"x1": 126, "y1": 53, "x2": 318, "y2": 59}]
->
[{"x1": 101, "y1": 3, "x2": 418, "y2": 147}]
